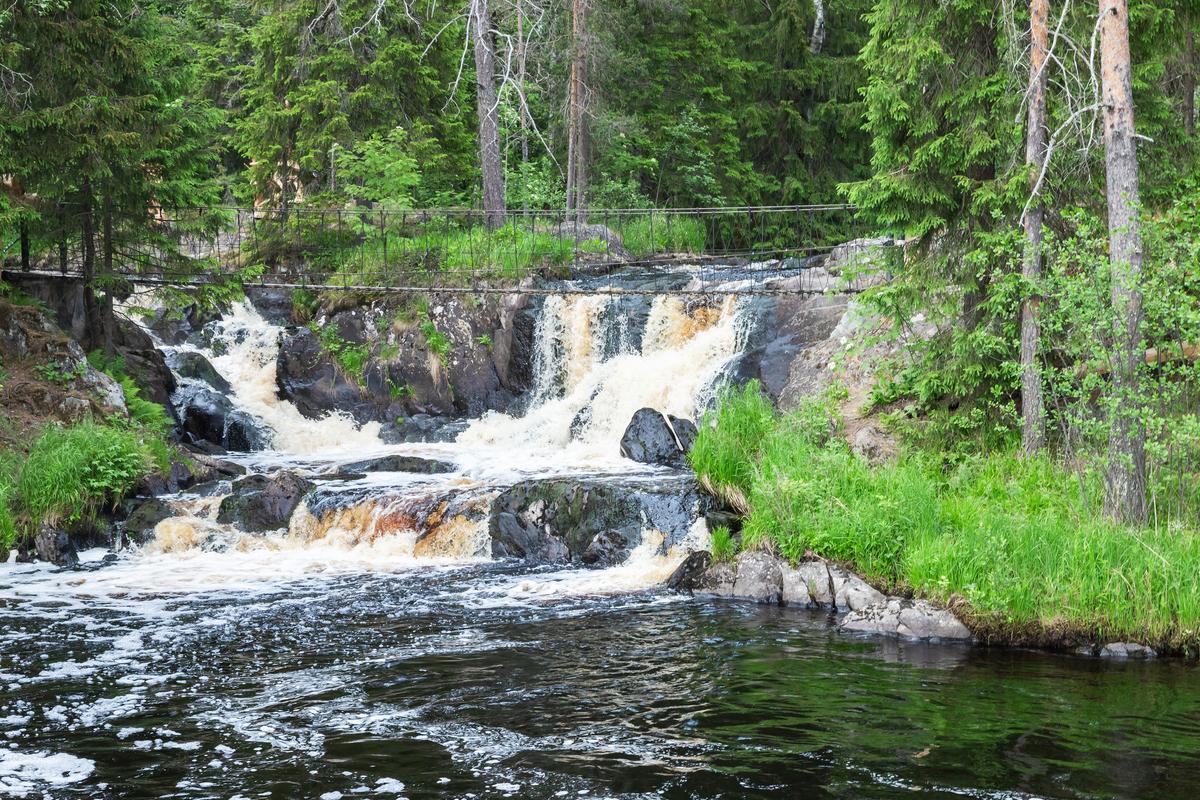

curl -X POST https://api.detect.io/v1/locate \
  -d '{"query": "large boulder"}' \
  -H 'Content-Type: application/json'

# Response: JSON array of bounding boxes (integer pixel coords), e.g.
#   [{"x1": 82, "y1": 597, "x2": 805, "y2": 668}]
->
[
  {"x1": 175, "y1": 384, "x2": 268, "y2": 452},
  {"x1": 839, "y1": 598, "x2": 972, "y2": 642},
  {"x1": 619, "y1": 408, "x2": 697, "y2": 468},
  {"x1": 664, "y1": 551, "x2": 713, "y2": 593},
  {"x1": 121, "y1": 498, "x2": 175, "y2": 546},
  {"x1": 167, "y1": 350, "x2": 231, "y2": 393},
  {"x1": 216, "y1": 471, "x2": 315, "y2": 532},
  {"x1": 489, "y1": 477, "x2": 707, "y2": 566},
  {"x1": 378, "y1": 414, "x2": 469, "y2": 444},
  {"x1": 695, "y1": 552, "x2": 884, "y2": 611}
]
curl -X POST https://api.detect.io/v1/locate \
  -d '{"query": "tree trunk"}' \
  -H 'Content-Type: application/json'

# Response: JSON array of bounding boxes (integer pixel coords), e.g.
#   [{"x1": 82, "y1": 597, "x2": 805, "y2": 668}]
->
[
  {"x1": 1099, "y1": 0, "x2": 1147, "y2": 523},
  {"x1": 517, "y1": 1, "x2": 530, "y2": 212},
  {"x1": 1020, "y1": 0, "x2": 1050, "y2": 455},
  {"x1": 100, "y1": 204, "x2": 116, "y2": 354},
  {"x1": 471, "y1": 0, "x2": 506, "y2": 229},
  {"x1": 810, "y1": 0, "x2": 827, "y2": 54},
  {"x1": 1185, "y1": 28, "x2": 1196, "y2": 137},
  {"x1": 80, "y1": 180, "x2": 104, "y2": 352},
  {"x1": 19, "y1": 221, "x2": 29, "y2": 270},
  {"x1": 565, "y1": 0, "x2": 589, "y2": 218}
]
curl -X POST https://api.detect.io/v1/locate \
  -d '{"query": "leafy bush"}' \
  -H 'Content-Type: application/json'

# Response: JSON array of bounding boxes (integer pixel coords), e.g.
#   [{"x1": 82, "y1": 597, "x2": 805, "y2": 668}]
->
[
  {"x1": 87, "y1": 353, "x2": 175, "y2": 441},
  {"x1": 17, "y1": 422, "x2": 150, "y2": 526}
]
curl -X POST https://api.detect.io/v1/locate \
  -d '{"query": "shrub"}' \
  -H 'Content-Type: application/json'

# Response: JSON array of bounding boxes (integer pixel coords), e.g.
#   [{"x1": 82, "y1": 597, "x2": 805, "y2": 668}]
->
[{"x1": 17, "y1": 422, "x2": 150, "y2": 525}]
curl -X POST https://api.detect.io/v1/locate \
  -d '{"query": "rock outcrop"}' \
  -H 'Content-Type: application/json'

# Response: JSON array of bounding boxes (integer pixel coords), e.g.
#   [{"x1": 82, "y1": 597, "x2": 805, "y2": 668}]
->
[
  {"x1": 338, "y1": 455, "x2": 456, "y2": 475},
  {"x1": 489, "y1": 476, "x2": 707, "y2": 566},
  {"x1": 32, "y1": 523, "x2": 79, "y2": 567},
  {"x1": 216, "y1": 471, "x2": 315, "y2": 532},
  {"x1": 840, "y1": 598, "x2": 972, "y2": 641},
  {"x1": 619, "y1": 408, "x2": 697, "y2": 468}
]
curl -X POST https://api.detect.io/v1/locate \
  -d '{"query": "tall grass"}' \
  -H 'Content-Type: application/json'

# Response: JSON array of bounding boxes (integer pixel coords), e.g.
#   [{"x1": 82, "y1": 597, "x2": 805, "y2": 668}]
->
[
  {"x1": 0, "y1": 455, "x2": 17, "y2": 551},
  {"x1": 614, "y1": 214, "x2": 706, "y2": 258},
  {"x1": 17, "y1": 423, "x2": 152, "y2": 526},
  {"x1": 691, "y1": 382, "x2": 1200, "y2": 651}
]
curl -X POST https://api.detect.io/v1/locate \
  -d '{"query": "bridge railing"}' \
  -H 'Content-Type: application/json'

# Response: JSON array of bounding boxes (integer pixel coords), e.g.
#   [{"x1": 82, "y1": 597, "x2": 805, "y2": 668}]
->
[{"x1": 3, "y1": 204, "x2": 894, "y2": 294}]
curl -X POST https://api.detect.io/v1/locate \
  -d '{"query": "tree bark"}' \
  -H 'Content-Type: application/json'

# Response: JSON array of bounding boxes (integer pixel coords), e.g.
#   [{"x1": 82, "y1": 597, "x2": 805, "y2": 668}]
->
[
  {"x1": 565, "y1": 0, "x2": 588, "y2": 217},
  {"x1": 80, "y1": 179, "x2": 104, "y2": 352},
  {"x1": 810, "y1": 0, "x2": 827, "y2": 54},
  {"x1": 471, "y1": 0, "x2": 506, "y2": 229},
  {"x1": 1098, "y1": 0, "x2": 1147, "y2": 523},
  {"x1": 1021, "y1": 0, "x2": 1050, "y2": 455},
  {"x1": 19, "y1": 221, "x2": 29, "y2": 270}
]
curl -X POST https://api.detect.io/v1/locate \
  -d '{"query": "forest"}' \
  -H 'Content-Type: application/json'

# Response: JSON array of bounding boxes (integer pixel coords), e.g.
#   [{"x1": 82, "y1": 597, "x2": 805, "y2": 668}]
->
[{"x1": 2, "y1": 2, "x2": 1200, "y2": 637}]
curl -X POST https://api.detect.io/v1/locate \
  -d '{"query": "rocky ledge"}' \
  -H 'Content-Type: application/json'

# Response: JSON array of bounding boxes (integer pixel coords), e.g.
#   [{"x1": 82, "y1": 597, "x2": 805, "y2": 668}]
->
[{"x1": 679, "y1": 549, "x2": 972, "y2": 643}]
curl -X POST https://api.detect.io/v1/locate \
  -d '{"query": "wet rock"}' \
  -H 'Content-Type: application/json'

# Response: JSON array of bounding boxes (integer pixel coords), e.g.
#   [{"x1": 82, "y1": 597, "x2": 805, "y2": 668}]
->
[
  {"x1": 378, "y1": 414, "x2": 468, "y2": 444},
  {"x1": 245, "y1": 287, "x2": 295, "y2": 325},
  {"x1": 186, "y1": 451, "x2": 247, "y2": 481},
  {"x1": 339, "y1": 455, "x2": 456, "y2": 474},
  {"x1": 731, "y1": 550, "x2": 784, "y2": 604},
  {"x1": 132, "y1": 458, "x2": 196, "y2": 497},
  {"x1": 489, "y1": 477, "x2": 706, "y2": 566},
  {"x1": 168, "y1": 350, "x2": 231, "y2": 393},
  {"x1": 216, "y1": 471, "x2": 315, "y2": 532},
  {"x1": 33, "y1": 523, "x2": 79, "y2": 567},
  {"x1": 1099, "y1": 642, "x2": 1157, "y2": 660},
  {"x1": 839, "y1": 598, "x2": 972, "y2": 641},
  {"x1": 664, "y1": 551, "x2": 713, "y2": 593},
  {"x1": 122, "y1": 498, "x2": 175, "y2": 546},
  {"x1": 276, "y1": 326, "x2": 376, "y2": 423},
  {"x1": 175, "y1": 384, "x2": 268, "y2": 452},
  {"x1": 694, "y1": 560, "x2": 737, "y2": 596},
  {"x1": 619, "y1": 408, "x2": 698, "y2": 468},
  {"x1": 581, "y1": 529, "x2": 631, "y2": 567}
]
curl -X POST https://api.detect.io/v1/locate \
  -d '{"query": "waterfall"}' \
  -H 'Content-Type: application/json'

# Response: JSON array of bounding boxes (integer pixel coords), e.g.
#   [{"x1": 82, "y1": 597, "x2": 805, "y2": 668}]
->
[
  {"x1": 461, "y1": 293, "x2": 744, "y2": 455},
  {"x1": 187, "y1": 301, "x2": 382, "y2": 455}
]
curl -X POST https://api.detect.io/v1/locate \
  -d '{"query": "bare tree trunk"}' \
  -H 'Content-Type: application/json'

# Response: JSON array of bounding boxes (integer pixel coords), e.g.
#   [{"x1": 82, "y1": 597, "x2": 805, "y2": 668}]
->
[
  {"x1": 80, "y1": 179, "x2": 104, "y2": 352},
  {"x1": 471, "y1": 0, "x2": 506, "y2": 229},
  {"x1": 517, "y1": 1, "x2": 530, "y2": 212},
  {"x1": 19, "y1": 220, "x2": 29, "y2": 270},
  {"x1": 1099, "y1": 0, "x2": 1147, "y2": 523},
  {"x1": 565, "y1": 0, "x2": 588, "y2": 218},
  {"x1": 1021, "y1": 0, "x2": 1050, "y2": 455},
  {"x1": 810, "y1": 0, "x2": 827, "y2": 54},
  {"x1": 1185, "y1": 28, "x2": 1196, "y2": 137}
]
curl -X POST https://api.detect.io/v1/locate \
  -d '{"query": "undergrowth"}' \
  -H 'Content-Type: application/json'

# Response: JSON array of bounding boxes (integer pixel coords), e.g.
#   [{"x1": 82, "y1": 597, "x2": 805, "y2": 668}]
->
[{"x1": 690, "y1": 381, "x2": 1200, "y2": 653}]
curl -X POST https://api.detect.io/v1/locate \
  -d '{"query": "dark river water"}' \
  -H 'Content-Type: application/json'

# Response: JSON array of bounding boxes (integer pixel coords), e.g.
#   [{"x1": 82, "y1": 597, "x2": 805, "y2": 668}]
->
[{"x1": 2, "y1": 556, "x2": 1198, "y2": 800}]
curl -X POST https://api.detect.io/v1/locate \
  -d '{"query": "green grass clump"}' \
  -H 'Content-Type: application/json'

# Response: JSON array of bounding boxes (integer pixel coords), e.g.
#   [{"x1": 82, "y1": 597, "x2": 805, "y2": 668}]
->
[
  {"x1": 691, "y1": 381, "x2": 1200, "y2": 652},
  {"x1": 314, "y1": 325, "x2": 372, "y2": 383},
  {"x1": 709, "y1": 525, "x2": 737, "y2": 563},
  {"x1": 0, "y1": 455, "x2": 18, "y2": 551},
  {"x1": 17, "y1": 422, "x2": 150, "y2": 526},
  {"x1": 420, "y1": 318, "x2": 451, "y2": 366},
  {"x1": 616, "y1": 214, "x2": 706, "y2": 258}
]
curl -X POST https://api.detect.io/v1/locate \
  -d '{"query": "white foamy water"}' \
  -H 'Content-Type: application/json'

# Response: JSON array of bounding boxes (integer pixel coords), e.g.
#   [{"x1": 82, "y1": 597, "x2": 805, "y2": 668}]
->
[
  {"x1": 462, "y1": 294, "x2": 744, "y2": 457},
  {"x1": 202, "y1": 301, "x2": 383, "y2": 454}
]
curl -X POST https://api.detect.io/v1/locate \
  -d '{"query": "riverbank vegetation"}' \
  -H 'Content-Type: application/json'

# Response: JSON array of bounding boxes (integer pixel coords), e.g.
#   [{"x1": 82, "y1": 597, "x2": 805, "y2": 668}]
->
[{"x1": 692, "y1": 384, "x2": 1200, "y2": 653}]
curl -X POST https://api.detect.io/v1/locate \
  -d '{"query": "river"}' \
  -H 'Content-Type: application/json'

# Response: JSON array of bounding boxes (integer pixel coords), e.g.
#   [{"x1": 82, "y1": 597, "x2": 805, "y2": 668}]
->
[{"x1": 2, "y1": 278, "x2": 1199, "y2": 798}]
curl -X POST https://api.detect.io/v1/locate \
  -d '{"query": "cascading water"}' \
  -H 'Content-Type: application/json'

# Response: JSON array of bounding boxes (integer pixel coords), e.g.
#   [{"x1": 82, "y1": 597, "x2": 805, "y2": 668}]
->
[
  {"x1": 171, "y1": 300, "x2": 383, "y2": 454},
  {"x1": 463, "y1": 294, "x2": 745, "y2": 455}
]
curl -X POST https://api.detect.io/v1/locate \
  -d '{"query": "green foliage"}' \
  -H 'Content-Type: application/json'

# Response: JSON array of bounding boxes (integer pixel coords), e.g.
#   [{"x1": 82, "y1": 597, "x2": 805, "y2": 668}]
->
[
  {"x1": 87, "y1": 352, "x2": 175, "y2": 441},
  {"x1": 334, "y1": 127, "x2": 421, "y2": 208},
  {"x1": 387, "y1": 378, "x2": 410, "y2": 401},
  {"x1": 34, "y1": 360, "x2": 87, "y2": 388},
  {"x1": 692, "y1": 383, "x2": 1200, "y2": 650},
  {"x1": 420, "y1": 318, "x2": 451, "y2": 366},
  {"x1": 17, "y1": 422, "x2": 149, "y2": 526},
  {"x1": 314, "y1": 325, "x2": 371, "y2": 384},
  {"x1": 291, "y1": 289, "x2": 320, "y2": 324},
  {"x1": 614, "y1": 215, "x2": 706, "y2": 258},
  {"x1": 476, "y1": 334, "x2": 493, "y2": 350},
  {"x1": 709, "y1": 525, "x2": 737, "y2": 564},
  {"x1": 0, "y1": 454, "x2": 17, "y2": 551}
]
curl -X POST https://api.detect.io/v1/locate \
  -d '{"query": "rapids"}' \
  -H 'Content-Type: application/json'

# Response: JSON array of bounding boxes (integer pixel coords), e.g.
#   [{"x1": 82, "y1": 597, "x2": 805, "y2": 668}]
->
[{"x1": 4, "y1": 274, "x2": 1200, "y2": 798}]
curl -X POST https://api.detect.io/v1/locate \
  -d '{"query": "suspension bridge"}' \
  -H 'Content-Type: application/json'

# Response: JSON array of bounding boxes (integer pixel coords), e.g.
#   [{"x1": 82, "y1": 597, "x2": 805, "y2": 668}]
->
[{"x1": 2, "y1": 205, "x2": 896, "y2": 297}]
